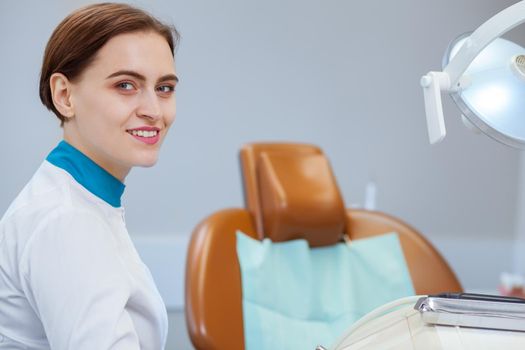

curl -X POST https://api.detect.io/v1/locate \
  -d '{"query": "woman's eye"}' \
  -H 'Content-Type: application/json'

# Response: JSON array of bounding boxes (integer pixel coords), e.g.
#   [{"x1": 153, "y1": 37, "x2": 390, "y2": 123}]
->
[
  {"x1": 157, "y1": 85, "x2": 175, "y2": 93},
  {"x1": 117, "y1": 82, "x2": 135, "y2": 90}
]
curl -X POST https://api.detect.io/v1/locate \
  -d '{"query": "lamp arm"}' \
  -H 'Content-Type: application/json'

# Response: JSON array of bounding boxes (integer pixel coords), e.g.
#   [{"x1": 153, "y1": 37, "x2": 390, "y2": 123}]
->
[
  {"x1": 444, "y1": 0, "x2": 525, "y2": 87},
  {"x1": 421, "y1": 72, "x2": 449, "y2": 144}
]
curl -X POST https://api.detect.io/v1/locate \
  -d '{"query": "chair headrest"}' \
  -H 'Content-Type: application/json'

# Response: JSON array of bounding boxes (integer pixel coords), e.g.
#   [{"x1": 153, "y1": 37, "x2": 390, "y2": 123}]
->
[{"x1": 240, "y1": 143, "x2": 347, "y2": 247}]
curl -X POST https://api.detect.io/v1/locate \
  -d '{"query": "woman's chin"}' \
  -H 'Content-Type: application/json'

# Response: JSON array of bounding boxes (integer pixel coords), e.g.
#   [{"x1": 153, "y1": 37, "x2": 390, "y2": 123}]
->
[
  {"x1": 136, "y1": 160, "x2": 158, "y2": 168},
  {"x1": 133, "y1": 155, "x2": 159, "y2": 168}
]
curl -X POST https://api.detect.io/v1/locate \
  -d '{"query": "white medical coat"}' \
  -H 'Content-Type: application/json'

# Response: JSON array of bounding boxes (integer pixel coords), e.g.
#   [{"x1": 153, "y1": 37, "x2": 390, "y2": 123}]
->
[{"x1": 0, "y1": 145, "x2": 168, "y2": 349}]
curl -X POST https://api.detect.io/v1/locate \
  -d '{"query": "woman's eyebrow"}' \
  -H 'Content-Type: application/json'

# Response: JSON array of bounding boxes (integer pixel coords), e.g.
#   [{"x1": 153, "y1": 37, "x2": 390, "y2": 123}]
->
[
  {"x1": 106, "y1": 70, "x2": 179, "y2": 83},
  {"x1": 106, "y1": 70, "x2": 146, "y2": 81},
  {"x1": 158, "y1": 74, "x2": 179, "y2": 84}
]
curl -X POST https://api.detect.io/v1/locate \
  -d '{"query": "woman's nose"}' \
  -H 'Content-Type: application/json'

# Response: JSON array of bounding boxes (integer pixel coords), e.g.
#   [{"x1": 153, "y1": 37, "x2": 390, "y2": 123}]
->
[{"x1": 137, "y1": 90, "x2": 161, "y2": 120}]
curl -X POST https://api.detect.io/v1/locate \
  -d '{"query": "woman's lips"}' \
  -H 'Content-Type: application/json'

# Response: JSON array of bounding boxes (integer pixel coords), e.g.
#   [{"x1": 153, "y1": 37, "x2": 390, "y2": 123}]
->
[{"x1": 126, "y1": 127, "x2": 160, "y2": 145}]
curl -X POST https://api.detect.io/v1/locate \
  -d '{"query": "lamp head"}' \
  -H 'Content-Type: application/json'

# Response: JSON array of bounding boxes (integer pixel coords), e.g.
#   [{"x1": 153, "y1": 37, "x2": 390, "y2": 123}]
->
[
  {"x1": 444, "y1": 34, "x2": 525, "y2": 148},
  {"x1": 421, "y1": 0, "x2": 525, "y2": 148}
]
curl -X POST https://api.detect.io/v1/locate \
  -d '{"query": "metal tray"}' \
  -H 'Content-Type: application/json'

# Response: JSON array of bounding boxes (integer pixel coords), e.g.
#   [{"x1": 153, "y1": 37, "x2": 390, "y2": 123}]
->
[{"x1": 415, "y1": 293, "x2": 525, "y2": 332}]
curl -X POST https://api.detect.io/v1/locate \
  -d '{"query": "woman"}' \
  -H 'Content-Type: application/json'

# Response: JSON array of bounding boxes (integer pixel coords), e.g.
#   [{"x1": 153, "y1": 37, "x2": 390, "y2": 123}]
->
[{"x1": 0, "y1": 3, "x2": 178, "y2": 349}]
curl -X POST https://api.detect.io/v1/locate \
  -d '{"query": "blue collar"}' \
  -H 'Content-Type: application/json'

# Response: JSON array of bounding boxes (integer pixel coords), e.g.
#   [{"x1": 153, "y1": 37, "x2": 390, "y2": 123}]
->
[{"x1": 46, "y1": 141, "x2": 125, "y2": 207}]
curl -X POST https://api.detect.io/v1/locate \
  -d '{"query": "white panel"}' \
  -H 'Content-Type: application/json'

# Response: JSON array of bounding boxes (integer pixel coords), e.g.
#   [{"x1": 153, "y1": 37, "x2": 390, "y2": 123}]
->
[
  {"x1": 131, "y1": 234, "x2": 190, "y2": 311},
  {"x1": 428, "y1": 235, "x2": 514, "y2": 291}
]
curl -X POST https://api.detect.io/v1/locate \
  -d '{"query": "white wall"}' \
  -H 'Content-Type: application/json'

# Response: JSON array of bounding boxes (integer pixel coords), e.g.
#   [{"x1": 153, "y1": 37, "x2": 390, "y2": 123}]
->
[
  {"x1": 514, "y1": 153, "x2": 525, "y2": 275},
  {"x1": 1, "y1": 0, "x2": 523, "y2": 316}
]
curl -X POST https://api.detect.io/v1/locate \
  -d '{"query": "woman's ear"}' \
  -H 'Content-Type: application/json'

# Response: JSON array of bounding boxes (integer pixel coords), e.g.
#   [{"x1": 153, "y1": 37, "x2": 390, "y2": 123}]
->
[{"x1": 50, "y1": 73, "x2": 75, "y2": 119}]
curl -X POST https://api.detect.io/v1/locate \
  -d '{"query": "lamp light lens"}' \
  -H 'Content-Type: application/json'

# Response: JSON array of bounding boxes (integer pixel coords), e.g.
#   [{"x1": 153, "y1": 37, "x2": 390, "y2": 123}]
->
[{"x1": 444, "y1": 35, "x2": 525, "y2": 148}]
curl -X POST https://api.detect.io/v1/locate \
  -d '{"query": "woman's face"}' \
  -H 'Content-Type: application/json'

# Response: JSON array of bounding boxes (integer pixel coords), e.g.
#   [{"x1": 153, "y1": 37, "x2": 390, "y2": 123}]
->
[{"x1": 62, "y1": 31, "x2": 177, "y2": 181}]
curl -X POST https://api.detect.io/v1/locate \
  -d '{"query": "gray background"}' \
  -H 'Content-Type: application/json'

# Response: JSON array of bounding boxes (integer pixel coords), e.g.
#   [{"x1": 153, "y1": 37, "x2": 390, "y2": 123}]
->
[{"x1": 1, "y1": 1, "x2": 525, "y2": 349}]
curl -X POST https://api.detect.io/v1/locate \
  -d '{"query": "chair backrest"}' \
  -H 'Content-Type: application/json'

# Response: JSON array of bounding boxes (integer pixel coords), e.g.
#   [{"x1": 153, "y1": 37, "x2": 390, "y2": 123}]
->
[
  {"x1": 185, "y1": 142, "x2": 462, "y2": 350},
  {"x1": 240, "y1": 142, "x2": 346, "y2": 247}
]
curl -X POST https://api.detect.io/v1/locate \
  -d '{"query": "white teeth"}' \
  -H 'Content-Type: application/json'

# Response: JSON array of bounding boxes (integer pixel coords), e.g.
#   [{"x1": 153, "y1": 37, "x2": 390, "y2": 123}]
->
[{"x1": 129, "y1": 130, "x2": 158, "y2": 138}]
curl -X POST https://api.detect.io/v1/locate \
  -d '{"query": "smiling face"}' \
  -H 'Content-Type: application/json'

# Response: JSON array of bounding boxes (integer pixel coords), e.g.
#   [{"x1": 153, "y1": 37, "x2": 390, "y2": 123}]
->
[{"x1": 54, "y1": 31, "x2": 177, "y2": 181}]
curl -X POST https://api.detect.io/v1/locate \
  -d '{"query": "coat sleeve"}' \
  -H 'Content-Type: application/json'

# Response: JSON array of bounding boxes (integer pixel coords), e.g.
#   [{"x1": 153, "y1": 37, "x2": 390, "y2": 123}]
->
[{"x1": 19, "y1": 207, "x2": 140, "y2": 350}]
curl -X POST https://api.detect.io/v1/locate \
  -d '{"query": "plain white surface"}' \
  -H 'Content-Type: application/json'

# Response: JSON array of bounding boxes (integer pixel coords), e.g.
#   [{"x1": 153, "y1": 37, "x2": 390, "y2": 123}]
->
[
  {"x1": 132, "y1": 234, "x2": 190, "y2": 310},
  {"x1": 166, "y1": 311, "x2": 193, "y2": 350}
]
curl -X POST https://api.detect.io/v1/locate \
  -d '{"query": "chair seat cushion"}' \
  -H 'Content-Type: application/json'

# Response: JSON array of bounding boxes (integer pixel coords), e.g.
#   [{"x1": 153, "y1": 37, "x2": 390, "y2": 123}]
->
[{"x1": 236, "y1": 231, "x2": 415, "y2": 349}]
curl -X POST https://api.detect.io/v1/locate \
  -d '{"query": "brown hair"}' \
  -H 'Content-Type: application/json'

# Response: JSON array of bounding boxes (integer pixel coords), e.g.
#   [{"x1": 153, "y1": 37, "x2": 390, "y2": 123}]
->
[{"x1": 39, "y1": 2, "x2": 179, "y2": 124}]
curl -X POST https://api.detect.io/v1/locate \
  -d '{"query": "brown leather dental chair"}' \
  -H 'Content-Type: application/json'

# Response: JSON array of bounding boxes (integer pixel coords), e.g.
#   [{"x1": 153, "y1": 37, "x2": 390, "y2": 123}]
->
[{"x1": 185, "y1": 143, "x2": 462, "y2": 350}]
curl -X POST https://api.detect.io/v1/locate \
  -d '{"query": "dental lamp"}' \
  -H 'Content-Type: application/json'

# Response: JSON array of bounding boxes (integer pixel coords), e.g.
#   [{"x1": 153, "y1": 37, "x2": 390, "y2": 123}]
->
[{"x1": 421, "y1": 0, "x2": 525, "y2": 148}]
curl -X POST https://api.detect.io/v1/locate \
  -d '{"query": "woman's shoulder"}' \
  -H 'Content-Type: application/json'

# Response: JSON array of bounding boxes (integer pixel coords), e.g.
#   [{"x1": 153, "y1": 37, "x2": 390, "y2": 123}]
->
[
  {"x1": 3, "y1": 161, "x2": 113, "y2": 221},
  {"x1": 3, "y1": 163, "x2": 73, "y2": 221},
  {"x1": 0, "y1": 164, "x2": 117, "y2": 281},
  {"x1": 1, "y1": 162, "x2": 114, "y2": 247}
]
